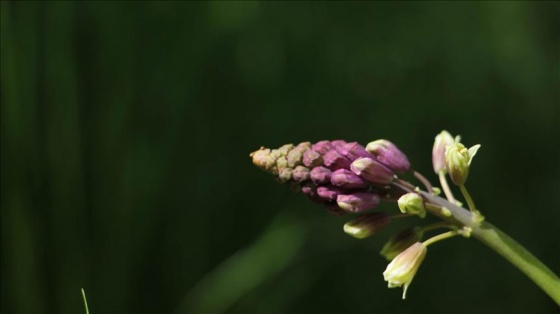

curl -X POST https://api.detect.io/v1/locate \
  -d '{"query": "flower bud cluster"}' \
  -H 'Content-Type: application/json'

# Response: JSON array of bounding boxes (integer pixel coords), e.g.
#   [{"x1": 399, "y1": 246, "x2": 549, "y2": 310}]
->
[{"x1": 251, "y1": 140, "x2": 410, "y2": 214}]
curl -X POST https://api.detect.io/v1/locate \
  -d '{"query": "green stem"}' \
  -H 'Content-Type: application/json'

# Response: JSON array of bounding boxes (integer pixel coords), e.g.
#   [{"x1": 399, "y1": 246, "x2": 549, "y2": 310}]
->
[
  {"x1": 459, "y1": 184, "x2": 477, "y2": 212},
  {"x1": 421, "y1": 191, "x2": 560, "y2": 305},
  {"x1": 423, "y1": 230, "x2": 459, "y2": 247},
  {"x1": 438, "y1": 171, "x2": 457, "y2": 204},
  {"x1": 81, "y1": 288, "x2": 90, "y2": 314}
]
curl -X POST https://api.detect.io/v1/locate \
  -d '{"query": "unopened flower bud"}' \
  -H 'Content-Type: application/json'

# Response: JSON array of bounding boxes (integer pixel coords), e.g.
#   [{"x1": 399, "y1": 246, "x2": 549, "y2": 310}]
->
[
  {"x1": 337, "y1": 192, "x2": 380, "y2": 213},
  {"x1": 383, "y1": 242, "x2": 427, "y2": 299},
  {"x1": 380, "y1": 227, "x2": 424, "y2": 261},
  {"x1": 278, "y1": 167, "x2": 293, "y2": 183},
  {"x1": 276, "y1": 144, "x2": 295, "y2": 157},
  {"x1": 292, "y1": 166, "x2": 310, "y2": 182},
  {"x1": 336, "y1": 142, "x2": 372, "y2": 161},
  {"x1": 323, "y1": 150, "x2": 351, "y2": 170},
  {"x1": 350, "y1": 157, "x2": 394, "y2": 185},
  {"x1": 445, "y1": 143, "x2": 481, "y2": 185},
  {"x1": 343, "y1": 212, "x2": 390, "y2": 239},
  {"x1": 286, "y1": 142, "x2": 311, "y2": 168},
  {"x1": 311, "y1": 141, "x2": 333, "y2": 154},
  {"x1": 331, "y1": 169, "x2": 369, "y2": 189},
  {"x1": 303, "y1": 149, "x2": 323, "y2": 168},
  {"x1": 276, "y1": 156, "x2": 288, "y2": 172},
  {"x1": 309, "y1": 166, "x2": 332, "y2": 185},
  {"x1": 250, "y1": 148, "x2": 277, "y2": 174},
  {"x1": 317, "y1": 185, "x2": 344, "y2": 201},
  {"x1": 432, "y1": 130, "x2": 455, "y2": 174},
  {"x1": 330, "y1": 140, "x2": 347, "y2": 148},
  {"x1": 397, "y1": 193, "x2": 426, "y2": 218},
  {"x1": 366, "y1": 139, "x2": 410, "y2": 173}
]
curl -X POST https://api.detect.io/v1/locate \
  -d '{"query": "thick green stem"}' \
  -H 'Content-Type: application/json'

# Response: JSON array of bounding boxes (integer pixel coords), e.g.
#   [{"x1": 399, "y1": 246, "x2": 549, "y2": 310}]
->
[{"x1": 420, "y1": 191, "x2": 560, "y2": 305}]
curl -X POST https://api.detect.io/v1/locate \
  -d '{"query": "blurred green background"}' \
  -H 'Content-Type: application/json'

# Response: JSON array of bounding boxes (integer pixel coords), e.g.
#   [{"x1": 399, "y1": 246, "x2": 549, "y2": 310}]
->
[{"x1": 1, "y1": 1, "x2": 559, "y2": 313}]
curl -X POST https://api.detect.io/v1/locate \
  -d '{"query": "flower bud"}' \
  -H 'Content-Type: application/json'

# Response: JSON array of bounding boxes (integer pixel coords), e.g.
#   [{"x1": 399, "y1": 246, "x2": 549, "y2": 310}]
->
[
  {"x1": 383, "y1": 242, "x2": 427, "y2": 299},
  {"x1": 275, "y1": 156, "x2": 288, "y2": 172},
  {"x1": 336, "y1": 142, "x2": 372, "y2": 161},
  {"x1": 276, "y1": 144, "x2": 295, "y2": 157},
  {"x1": 397, "y1": 193, "x2": 426, "y2": 218},
  {"x1": 311, "y1": 140, "x2": 333, "y2": 154},
  {"x1": 350, "y1": 157, "x2": 394, "y2": 185},
  {"x1": 432, "y1": 130, "x2": 455, "y2": 174},
  {"x1": 323, "y1": 150, "x2": 351, "y2": 170},
  {"x1": 309, "y1": 166, "x2": 332, "y2": 185},
  {"x1": 303, "y1": 149, "x2": 323, "y2": 168},
  {"x1": 337, "y1": 192, "x2": 380, "y2": 213},
  {"x1": 330, "y1": 139, "x2": 347, "y2": 148},
  {"x1": 380, "y1": 227, "x2": 424, "y2": 261},
  {"x1": 445, "y1": 143, "x2": 481, "y2": 185},
  {"x1": 317, "y1": 185, "x2": 344, "y2": 201},
  {"x1": 286, "y1": 142, "x2": 310, "y2": 168},
  {"x1": 292, "y1": 166, "x2": 310, "y2": 182},
  {"x1": 366, "y1": 139, "x2": 410, "y2": 173},
  {"x1": 278, "y1": 167, "x2": 293, "y2": 183},
  {"x1": 250, "y1": 148, "x2": 277, "y2": 174},
  {"x1": 331, "y1": 169, "x2": 369, "y2": 189},
  {"x1": 343, "y1": 212, "x2": 390, "y2": 239}
]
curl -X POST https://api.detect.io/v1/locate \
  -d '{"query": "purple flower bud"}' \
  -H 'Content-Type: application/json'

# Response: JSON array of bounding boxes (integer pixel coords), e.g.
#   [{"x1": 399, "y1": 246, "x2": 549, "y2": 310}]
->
[
  {"x1": 331, "y1": 169, "x2": 369, "y2": 189},
  {"x1": 317, "y1": 185, "x2": 344, "y2": 201},
  {"x1": 336, "y1": 142, "x2": 373, "y2": 161},
  {"x1": 351, "y1": 157, "x2": 394, "y2": 185},
  {"x1": 337, "y1": 192, "x2": 380, "y2": 213},
  {"x1": 330, "y1": 140, "x2": 347, "y2": 148},
  {"x1": 323, "y1": 150, "x2": 351, "y2": 170},
  {"x1": 366, "y1": 140, "x2": 410, "y2": 173},
  {"x1": 292, "y1": 165, "x2": 310, "y2": 182},
  {"x1": 309, "y1": 166, "x2": 332, "y2": 185},
  {"x1": 312, "y1": 141, "x2": 333, "y2": 154},
  {"x1": 303, "y1": 149, "x2": 323, "y2": 168}
]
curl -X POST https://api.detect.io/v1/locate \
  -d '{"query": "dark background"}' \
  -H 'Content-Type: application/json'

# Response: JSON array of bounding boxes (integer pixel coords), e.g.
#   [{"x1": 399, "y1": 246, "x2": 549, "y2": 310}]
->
[{"x1": 2, "y1": 1, "x2": 559, "y2": 314}]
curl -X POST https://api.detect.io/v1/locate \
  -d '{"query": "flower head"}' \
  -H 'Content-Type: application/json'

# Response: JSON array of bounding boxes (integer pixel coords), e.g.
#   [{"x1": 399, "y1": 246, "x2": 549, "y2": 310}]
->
[
  {"x1": 383, "y1": 242, "x2": 427, "y2": 299},
  {"x1": 250, "y1": 140, "x2": 405, "y2": 215}
]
